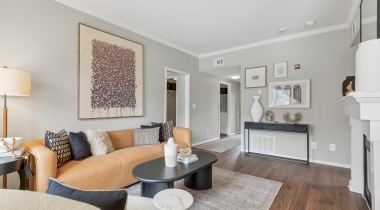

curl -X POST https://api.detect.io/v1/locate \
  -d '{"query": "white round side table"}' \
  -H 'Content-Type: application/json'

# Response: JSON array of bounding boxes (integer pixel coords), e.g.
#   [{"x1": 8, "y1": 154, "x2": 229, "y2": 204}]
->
[{"x1": 153, "y1": 189, "x2": 193, "y2": 210}]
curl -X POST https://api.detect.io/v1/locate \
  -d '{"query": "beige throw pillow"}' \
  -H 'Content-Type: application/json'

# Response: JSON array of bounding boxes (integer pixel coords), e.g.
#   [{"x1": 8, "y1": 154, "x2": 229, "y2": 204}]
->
[{"x1": 84, "y1": 130, "x2": 115, "y2": 156}]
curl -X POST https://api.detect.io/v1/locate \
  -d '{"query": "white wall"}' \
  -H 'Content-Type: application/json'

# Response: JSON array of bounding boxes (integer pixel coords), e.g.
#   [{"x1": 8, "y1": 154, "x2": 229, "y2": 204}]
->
[{"x1": 200, "y1": 29, "x2": 356, "y2": 165}]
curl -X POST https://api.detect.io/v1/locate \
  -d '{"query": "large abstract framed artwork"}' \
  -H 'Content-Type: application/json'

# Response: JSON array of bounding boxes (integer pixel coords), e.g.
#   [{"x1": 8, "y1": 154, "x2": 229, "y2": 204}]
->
[
  {"x1": 268, "y1": 79, "x2": 311, "y2": 108},
  {"x1": 78, "y1": 24, "x2": 144, "y2": 119}
]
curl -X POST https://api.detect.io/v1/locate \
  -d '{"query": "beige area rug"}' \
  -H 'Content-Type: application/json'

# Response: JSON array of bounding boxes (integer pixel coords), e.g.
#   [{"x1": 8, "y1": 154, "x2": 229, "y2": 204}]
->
[
  {"x1": 127, "y1": 167, "x2": 282, "y2": 210},
  {"x1": 194, "y1": 134, "x2": 241, "y2": 153}
]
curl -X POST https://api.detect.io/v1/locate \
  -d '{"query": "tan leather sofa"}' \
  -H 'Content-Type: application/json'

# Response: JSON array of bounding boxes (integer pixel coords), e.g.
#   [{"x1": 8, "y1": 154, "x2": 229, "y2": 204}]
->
[{"x1": 22, "y1": 127, "x2": 192, "y2": 192}]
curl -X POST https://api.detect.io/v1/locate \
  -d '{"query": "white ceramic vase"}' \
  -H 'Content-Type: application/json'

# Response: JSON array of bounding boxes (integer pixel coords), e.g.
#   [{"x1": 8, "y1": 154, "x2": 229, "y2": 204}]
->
[
  {"x1": 356, "y1": 39, "x2": 380, "y2": 92},
  {"x1": 250, "y1": 96, "x2": 263, "y2": 122},
  {"x1": 164, "y1": 137, "x2": 178, "y2": 167}
]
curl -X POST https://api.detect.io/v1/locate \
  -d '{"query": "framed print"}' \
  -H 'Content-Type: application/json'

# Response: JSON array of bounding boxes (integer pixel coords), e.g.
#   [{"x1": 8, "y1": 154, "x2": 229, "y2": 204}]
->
[
  {"x1": 245, "y1": 66, "x2": 266, "y2": 88},
  {"x1": 78, "y1": 24, "x2": 144, "y2": 119},
  {"x1": 268, "y1": 79, "x2": 311, "y2": 108},
  {"x1": 274, "y1": 62, "x2": 288, "y2": 78}
]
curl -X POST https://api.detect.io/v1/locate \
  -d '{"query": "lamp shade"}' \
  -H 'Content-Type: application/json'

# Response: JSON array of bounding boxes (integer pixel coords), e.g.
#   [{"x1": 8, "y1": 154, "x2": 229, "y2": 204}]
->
[{"x1": 0, "y1": 67, "x2": 31, "y2": 96}]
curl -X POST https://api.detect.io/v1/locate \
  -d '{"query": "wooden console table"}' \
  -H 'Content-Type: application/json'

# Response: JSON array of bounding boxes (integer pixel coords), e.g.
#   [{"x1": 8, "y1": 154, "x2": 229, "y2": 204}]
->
[{"x1": 244, "y1": 122, "x2": 309, "y2": 164}]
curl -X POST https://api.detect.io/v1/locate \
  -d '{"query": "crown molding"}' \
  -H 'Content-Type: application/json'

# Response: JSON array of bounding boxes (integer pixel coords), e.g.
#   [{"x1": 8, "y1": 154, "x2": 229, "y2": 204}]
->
[
  {"x1": 199, "y1": 23, "x2": 349, "y2": 58},
  {"x1": 54, "y1": 0, "x2": 199, "y2": 58}
]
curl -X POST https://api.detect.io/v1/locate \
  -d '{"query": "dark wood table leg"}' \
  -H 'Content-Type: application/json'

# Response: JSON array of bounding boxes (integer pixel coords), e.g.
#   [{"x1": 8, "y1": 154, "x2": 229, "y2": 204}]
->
[
  {"x1": 184, "y1": 165, "x2": 212, "y2": 190},
  {"x1": 141, "y1": 181, "x2": 174, "y2": 198}
]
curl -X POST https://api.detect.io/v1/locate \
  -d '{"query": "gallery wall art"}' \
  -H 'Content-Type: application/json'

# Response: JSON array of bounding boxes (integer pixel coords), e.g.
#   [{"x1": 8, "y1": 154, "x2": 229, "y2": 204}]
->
[
  {"x1": 78, "y1": 24, "x2": 144, "y2": 119},
  {"x1": 268, "y1": 79, "x2": 311, "y2": 108},
  {"x1": 245, "y1": 66, "x2": 266, "y2": 88}
]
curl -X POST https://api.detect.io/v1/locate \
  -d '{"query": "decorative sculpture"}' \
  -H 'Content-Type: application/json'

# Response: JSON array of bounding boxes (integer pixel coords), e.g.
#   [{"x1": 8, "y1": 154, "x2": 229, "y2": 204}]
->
[
  {"x1": 179, "y1": 148, "x2": 192, "y2": 157},
  {"x1": 283, "y1": 112, "x2": 301, "y2": 124},
  {"x1": 342, "y1": 76, "x2": 355, "y2": 96},
  {"x1": 265, "y1": 111, "x2": 273, "y2": 122}
]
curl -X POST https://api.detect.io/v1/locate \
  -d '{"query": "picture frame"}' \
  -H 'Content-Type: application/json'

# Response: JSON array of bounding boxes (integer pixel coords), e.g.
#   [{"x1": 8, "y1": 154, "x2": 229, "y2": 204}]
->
[
  {"x1": 274, "y1": 62, "x2": 288, "y2": 78},
  {"x1": 245, "y1": 66, "x2": 266, "y2": 88},
  {"x1": 78, "y1": 24, "x2": 144, "y2": 119},
  {"x1": 268, "y1": 79, "x2": 311, "y2": 108}
]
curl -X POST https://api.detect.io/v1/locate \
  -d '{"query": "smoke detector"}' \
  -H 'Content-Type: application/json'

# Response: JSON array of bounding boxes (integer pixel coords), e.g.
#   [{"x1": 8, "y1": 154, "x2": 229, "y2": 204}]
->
[
  {"x1": 279, "y1": 28, "x2": 287, "y2": 33},
  {"x1": 305, "y1": 20, "x2": 316, "y2": 27}
]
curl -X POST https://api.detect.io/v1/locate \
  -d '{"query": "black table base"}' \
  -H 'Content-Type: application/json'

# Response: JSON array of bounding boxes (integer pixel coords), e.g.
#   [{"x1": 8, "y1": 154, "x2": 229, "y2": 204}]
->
[
  {"x1": 141, "y1": 181, "x2": 174, "y2": 198},
  {"x1": 184, "y1": 165, "x2": 212, "y2": 190}
]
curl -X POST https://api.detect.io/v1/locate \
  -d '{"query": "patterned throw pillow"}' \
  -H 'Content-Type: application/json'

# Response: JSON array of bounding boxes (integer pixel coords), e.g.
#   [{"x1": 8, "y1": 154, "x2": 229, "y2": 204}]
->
[
  {"x1": 152, "y1": 121, "x2": 173, "y2": 142},
  {"x1": 45, "y1": 129, "x2": 72, "y2": 167},
  {"x1": 134, "y1": 128, "x2": 160, "y2": 146},
  {"x1": 141, "y1": 124, "x2": 164, "y2": 142}
]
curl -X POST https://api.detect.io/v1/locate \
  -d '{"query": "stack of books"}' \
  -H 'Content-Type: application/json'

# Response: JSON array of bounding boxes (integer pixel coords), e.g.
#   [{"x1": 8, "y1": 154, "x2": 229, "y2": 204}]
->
[
  {"x1": 0, "y1": 147, "x2": 25, "y2": 157},
  {"x1": 177, "y1": 153, "x2": 198, "y2": 164}
]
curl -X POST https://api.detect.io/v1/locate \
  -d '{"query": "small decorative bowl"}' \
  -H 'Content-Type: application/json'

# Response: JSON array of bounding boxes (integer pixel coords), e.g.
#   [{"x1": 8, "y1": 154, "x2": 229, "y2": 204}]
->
[{"x1": 0, "y1": 137, "x2": 22, "y2": 153}]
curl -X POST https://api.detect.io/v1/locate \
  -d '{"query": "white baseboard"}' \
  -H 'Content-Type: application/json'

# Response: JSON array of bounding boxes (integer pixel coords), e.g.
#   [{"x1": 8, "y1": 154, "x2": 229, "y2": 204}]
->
[
  {"x1": 309, "y1": 159, "x2": 351, "y2": 169},
  {"x1": 349, "y1": 180, "x2": 364, "y2": 194},
  {"x1": 228, "y1": 132, "x2": 240, "y2": 136},
  {"x1": 238, "y1": 149, "x2": 351, "y2": 169},
  {"x1": 192, "y1": 137, "x2": 220, "y2": 146}
]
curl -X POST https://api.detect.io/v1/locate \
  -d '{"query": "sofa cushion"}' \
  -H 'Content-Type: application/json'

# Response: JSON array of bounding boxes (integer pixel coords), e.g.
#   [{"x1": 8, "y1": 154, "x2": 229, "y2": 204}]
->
[
  {"x1": 152, "y1": 121, "x2": 173, "y2": 142},
  {"x1": 108, "y1": 144, "x2": 165, "y2": 187},
  {"x1": 84, "y1": 130, "x2": 115, "y2": 156},
  {"x1": 46, "y1": 178, "x2": 127, "y2": 210},
  {"x1": 56, "y1": 154, "x2": 123, "y2": 190},
  {"x1": 68, "y1": 131, "x2": 91, "y2": 160},
  {"x1": 134, "y1": 128, "x2": 160, "y2": 146},
  {"x1": 141, "y1": 123, "x2": 164, "y2": 142},
  {"x1": 107, "y1": 129, "x2": 134, "y2": 150},
  {"x1": 45, "y1": 129, "x2": 72, "y2": 168}
]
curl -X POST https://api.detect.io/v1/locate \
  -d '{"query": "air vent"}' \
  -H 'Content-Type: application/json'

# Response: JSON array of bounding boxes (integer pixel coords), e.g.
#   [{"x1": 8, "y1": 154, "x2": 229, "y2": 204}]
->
[
  {"x1": 249, "y1": 134, "x2": 275, "y2": 154},
  {"x1": 214, "y1": 58, "x2": 224, "y2": 66}
]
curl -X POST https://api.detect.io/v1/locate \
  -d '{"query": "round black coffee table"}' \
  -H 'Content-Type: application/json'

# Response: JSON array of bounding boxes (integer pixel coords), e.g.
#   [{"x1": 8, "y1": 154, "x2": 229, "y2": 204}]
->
[{"x1": 132, "y1": 150, "x2": 217, "y2": 198}]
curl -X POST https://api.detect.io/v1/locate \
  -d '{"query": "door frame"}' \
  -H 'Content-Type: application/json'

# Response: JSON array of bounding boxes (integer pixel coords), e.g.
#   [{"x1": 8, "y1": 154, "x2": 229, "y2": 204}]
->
[
  {"x1": 164, "y1": 67, "x2": 191, "y2": 128},
  {"x1": 219, "y1": 81, "x2": 232, "y2": 136}
]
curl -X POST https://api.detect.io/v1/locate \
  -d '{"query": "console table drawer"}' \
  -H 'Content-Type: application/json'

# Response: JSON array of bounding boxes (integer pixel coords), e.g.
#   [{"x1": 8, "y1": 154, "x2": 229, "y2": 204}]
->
[
  {"x1": 284, "y1": 124, "x2": 308, "y2": 132},
  {"x1": 263, "y1": 123, "x2": 283, "y2": 130},
  {"x1": 244, "y1": 122, "x2": 265, "y2": 129}
]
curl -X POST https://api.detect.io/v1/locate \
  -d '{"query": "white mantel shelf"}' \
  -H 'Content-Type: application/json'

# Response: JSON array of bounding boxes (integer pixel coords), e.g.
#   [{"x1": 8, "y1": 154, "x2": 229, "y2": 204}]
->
[{"x1": 340, "y1": 91, "x2": 380, "y2": 209}]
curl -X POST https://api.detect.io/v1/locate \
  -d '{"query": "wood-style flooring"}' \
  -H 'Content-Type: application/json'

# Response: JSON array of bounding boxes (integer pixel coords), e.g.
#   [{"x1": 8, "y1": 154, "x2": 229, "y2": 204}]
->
[{"x1": 199, "y1": 145, "x2": 369, "y2": 210}]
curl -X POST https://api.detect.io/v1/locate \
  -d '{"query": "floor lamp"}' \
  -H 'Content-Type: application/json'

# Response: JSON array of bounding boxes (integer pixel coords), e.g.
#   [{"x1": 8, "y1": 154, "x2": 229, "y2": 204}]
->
[{"x1": 0, "y1": 66, "x2": 31, "y2": 189}]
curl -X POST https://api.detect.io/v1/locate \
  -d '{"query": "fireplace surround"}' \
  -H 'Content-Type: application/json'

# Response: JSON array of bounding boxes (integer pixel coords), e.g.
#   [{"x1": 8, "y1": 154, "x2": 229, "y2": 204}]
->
[{"x1": 341, "y1": 39, "x2": 380, "y2": 209}]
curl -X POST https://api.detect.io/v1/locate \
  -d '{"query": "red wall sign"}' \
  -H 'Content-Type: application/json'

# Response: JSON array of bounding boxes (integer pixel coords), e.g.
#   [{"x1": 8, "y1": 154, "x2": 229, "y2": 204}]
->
[{"x1": 294, "y1": 64, "x2": 301, "y2": 70}]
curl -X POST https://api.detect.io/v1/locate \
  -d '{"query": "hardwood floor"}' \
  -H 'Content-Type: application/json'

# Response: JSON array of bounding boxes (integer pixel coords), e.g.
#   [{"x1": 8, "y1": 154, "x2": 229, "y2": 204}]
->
[{"x1": 200, "y1": 146, "x2": 369, "y2": 210}]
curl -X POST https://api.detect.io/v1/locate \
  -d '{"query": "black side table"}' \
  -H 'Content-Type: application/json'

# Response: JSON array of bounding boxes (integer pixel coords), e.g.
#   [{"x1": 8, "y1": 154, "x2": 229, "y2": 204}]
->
[{"x1": 0, "y1": 153, "x2": 30, "y2": 190}]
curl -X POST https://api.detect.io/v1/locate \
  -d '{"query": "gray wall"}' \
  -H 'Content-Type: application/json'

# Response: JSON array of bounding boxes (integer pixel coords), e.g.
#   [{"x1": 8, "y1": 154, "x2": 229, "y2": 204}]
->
[
  {"x1": 200, "y1": 29, "x2": 356, "y2": 165},
  {"x1": 0, "y1": 0, "x2": 239, "y2": 188}
]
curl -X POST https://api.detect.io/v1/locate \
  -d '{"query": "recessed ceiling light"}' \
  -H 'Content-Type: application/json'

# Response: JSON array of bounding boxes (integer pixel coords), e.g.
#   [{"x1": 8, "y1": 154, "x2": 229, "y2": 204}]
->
[
  {"x1": 229, "y1": 74, "x2": 240, "y2": 80},
  {"x1": 305, "y1": 20, "x2": 316, "y2": 27},
  {"x1": 279, "y1": 28, "x2": 287, "y2": 33}
]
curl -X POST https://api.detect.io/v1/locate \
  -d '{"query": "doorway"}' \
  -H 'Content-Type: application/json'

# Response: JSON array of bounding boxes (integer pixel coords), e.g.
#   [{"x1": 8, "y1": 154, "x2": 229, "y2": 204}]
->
[
  {"x1": 164, "y1": 67, "x2": 190, "y2": 128},
  {"x1": 219, "y1": 82, "x2": 231, "y2": 138}
]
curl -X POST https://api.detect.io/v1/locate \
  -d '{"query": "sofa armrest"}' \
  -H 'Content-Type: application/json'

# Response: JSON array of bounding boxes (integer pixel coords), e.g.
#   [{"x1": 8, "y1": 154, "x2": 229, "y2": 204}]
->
[
  {"x1": 22, "y1": 140, "x2": 57, "y2": 192},
  {"x1": 173, "y1": 127, "x2": 192, "y2": 148}
]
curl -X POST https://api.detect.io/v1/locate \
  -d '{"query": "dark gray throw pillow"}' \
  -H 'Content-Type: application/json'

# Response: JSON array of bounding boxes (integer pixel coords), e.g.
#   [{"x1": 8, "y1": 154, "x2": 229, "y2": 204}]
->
[
  {"x1": 141, "y1": 123, "x2": 164, "y2": 142},
  {"x1": 46, "y1": 178, "x2": 127, "y2": 210},
  {"x1": 69, "y1": 131, "x2": 91, "y2": 160}
]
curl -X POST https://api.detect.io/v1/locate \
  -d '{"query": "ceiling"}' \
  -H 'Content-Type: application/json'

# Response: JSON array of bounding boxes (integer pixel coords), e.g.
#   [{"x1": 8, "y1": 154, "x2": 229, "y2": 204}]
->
[{"x1": 56, "y1": 0, "x2": 361, "y2": 57}]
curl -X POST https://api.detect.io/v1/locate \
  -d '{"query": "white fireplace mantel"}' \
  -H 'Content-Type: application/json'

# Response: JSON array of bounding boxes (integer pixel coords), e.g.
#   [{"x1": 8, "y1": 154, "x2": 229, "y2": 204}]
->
[{"x1": 340, "y1": 91, "x2": 380, "y2": 209}]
